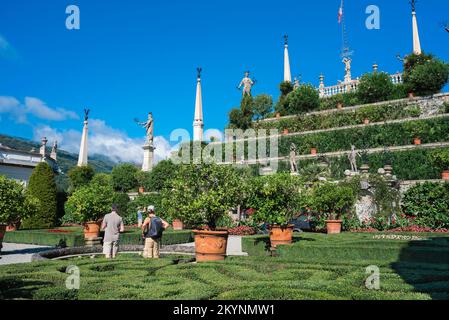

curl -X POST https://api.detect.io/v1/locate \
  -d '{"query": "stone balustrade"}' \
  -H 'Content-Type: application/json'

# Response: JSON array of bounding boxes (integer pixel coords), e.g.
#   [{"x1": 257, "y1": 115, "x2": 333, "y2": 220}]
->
[{"x1": 319, "y1": 72, "x2": 403, "y2": 98}]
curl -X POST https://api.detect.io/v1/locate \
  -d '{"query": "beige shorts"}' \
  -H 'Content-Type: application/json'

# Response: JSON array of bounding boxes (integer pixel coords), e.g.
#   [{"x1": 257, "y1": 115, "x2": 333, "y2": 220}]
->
[{"x1": 103, "y1": 240, "x2": 119, "y2": 258}]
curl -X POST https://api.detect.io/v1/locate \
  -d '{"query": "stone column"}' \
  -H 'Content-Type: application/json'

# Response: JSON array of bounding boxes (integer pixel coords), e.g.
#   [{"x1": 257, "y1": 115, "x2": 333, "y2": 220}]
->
[
  {"x1": 284, "y1": 35, "x2": 292, "y2": 83},
  {"x1": 142, "y1": 144, "x2": 155, "y2": 172},
  {"x1": 77, "y1": 120, "x2": 89, "y2": 167}
]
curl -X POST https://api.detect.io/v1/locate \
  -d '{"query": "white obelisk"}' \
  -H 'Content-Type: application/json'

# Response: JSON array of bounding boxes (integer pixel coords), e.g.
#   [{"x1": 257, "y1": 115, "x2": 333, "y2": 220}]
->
[
  {"x1": 284, "y1": 35, "x2": 292, "y2": 83},
  {"x1": 411, "y1": 1, "x2": 422, "y2": 55},
  {"x1": 77, "y1": 115, "x2": 89, "y2": 167},
  {"x1": 193, "y1": 68, "x2": 204, "y2": 142}
]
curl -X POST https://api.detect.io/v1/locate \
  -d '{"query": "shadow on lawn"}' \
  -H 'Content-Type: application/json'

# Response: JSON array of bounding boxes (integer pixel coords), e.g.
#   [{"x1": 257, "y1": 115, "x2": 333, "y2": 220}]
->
[
  {"x1": 254, "y1": 235, "x2": 315, "y2": 253},
  {"x1": 392, "y1": 236, "x2": 449, "y2": 300},
  {"x1": 0, "y1": 278, "x2": 54, "y2": 299}
]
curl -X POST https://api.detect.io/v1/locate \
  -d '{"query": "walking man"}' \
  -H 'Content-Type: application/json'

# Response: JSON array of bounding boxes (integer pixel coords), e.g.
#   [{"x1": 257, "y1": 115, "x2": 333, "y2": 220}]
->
[
  {"x1": 141, "y1": 205, "x2": 169, "y2": 259},
  {"x1": 101, "y1": 204, "x2": 125, "y2": 259}
]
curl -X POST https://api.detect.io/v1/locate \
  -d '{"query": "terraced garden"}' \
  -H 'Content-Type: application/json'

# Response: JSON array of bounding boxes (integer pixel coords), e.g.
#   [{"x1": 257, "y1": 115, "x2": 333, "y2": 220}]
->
[{"x1": 1, "y1": 233, "x2": 448, "y2": 300}]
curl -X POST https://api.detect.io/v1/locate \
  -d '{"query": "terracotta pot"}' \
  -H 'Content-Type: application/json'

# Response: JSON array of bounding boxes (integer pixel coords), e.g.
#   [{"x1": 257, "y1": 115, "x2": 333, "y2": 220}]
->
[
  {"x1": 283, "y1": 129, "x2": 289, "y2": 135},
  {"x1": 275, "y1": 112, "x2": 281, "y2": 119},
  {"x1": 442, "y1": 170, "x2": 449, "y2": 180},
  {"x1": 337, "y1": 103, "x2": 343, "y2": 110},
  {"x1": 139, "y1": 187, "x2": 145, "y2": 193},
  {"x1": 311, "y1": 148, "x2": 317, "y2": 155},
  {"x1": 413, "y1": 138, "x2": 421, "y2": 145},
  {"x1": 6, "y1": 225, "x2": 16, "y2": 232},
  {"x1": 363, "y1": 119, "x2": 370, "y2": 125},
  {"x1": 325, "y1": 220, "x2": 343, "y2": 234},
  {"x1": 0, "y1": 224, "x2": 6, "y2": 253},
  {"x1": 408, "y1": 92, "x2": 415, "y2": 99},
  {"x1": 193, "y1": 229, "x2": 228, "y2": 262},
  {"x1": 172, "y1": 219, "x2": 184, "y2": 230},
  {"x1": 269, "y1": 224, "x2": 294, "y2": 248},
  {"x1": 83, "y1": 221, "x2": 101, "y2": 239}
]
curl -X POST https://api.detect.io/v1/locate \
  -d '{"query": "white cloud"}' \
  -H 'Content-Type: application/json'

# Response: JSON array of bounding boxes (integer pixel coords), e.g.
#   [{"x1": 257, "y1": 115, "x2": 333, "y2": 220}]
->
[
  {"x1": 0, "y1": 96, "x2": 79, "y2": 123},
  {"x1": 25, "y1": 97, "x2": 78, "y2": 121},
  {"x1": 33, "y1": 119, "x2": 174, "y2": 165}
]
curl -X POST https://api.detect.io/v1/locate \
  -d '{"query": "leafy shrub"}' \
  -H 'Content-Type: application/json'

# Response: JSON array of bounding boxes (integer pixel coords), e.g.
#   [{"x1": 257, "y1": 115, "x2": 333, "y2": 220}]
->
[
  {"x1": 279, "y1": 81, "x2": 294, "y2": 96},
  {"x1": 402, "y1": 182, "x2": 449, "y2": 229},
  {"x1": 22, "y1": 163, "x2": 58, "y2": 229},
  {"x1": 111, "y1": 163, "x2": 139, "y2": 192},
  {"x1": 357, "y1": 72, "x2": 395, "y2": 104},
  {"x1": 112, "y1": 192, "x2": 130, "y2": 217},
  {"x1": 403, "y1": 52, "x2": 434, "y2": 82},
  {"x1": 65, "y1": 184, "x2": 114, "y2": 223},
  {"x1": 307, "y1": 182, "x2": 356, "y2": 220},
  {"x1": 0, "y1": 176, "x2": 39, "y2": 225},
  {"x1": 430, "y1": 149, "x2": 449, "y2": 171},
  {"x1": 285, "y1": 84, "x2": 320, "y2": 114},
  {"x1": 67, "y1": 165, "x2": 95, "y2": 193},
  {"x1": 161, "y1": 163, "x2": 246, "y2": 229},
  {"x1": 247, "y1": 173, "x2": 302, "y2": 226},
  {"x1": 407, "y1": 59, "x2": 449, "y2": 96}
]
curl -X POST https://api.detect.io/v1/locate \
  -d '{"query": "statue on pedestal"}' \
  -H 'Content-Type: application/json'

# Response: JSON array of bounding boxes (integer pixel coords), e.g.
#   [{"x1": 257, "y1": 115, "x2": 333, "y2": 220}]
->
[
  {"x1": 84, "y1": 109, "x2": 90, "y2": 122},
  {"x1": 348, "y1": 145, "x2": 361, "y2": 173},
  {"x1": 342, "y1": 57, "x2": 352, "y2": 83},
  {"x1": 237, "y1": 71, "x2": 256, "y2": 96},
  {"x1": 289, "y1": 143, "x2": 299, "y2": 175},
  {"x1": 135, "y1": 112, "x2": 154, "y2": 147}
]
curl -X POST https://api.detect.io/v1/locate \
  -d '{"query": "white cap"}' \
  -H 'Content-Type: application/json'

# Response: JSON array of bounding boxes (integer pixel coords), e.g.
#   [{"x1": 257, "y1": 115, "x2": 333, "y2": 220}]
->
[{"x1": 148, "y1": 205, "x2": 155, "y2": 212}]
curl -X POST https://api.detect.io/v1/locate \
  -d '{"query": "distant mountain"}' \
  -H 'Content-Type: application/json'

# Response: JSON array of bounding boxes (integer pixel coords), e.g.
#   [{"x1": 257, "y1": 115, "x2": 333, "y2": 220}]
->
[{"x1": 0, "y1": 134, "x2": 116, "y2": 173}]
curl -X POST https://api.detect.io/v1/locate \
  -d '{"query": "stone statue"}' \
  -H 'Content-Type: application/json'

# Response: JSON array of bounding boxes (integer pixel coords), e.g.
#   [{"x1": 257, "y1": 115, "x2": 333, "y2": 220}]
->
[
  {"x1": 342, "y1": 57, "x2": 352, "y2": 82},
  {"x1": 289, "y1": 143, "x2": 299, "y2": 174},
  {"x1": 84, "y1": 109, "x2": 90, "y2": 122},
  {"x1": 135, "y1": 112, "x2": 154, "y2": 146},
  {"x1": 237, "y1": 71, "x2": 256, "y2": 96},
  {"x1": 348, "y1": 145, "x2": 361, "y2": 173}
]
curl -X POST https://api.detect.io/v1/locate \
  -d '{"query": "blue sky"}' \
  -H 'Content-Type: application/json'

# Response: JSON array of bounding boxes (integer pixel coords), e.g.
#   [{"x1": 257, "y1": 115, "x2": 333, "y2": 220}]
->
[{"x1": 0, "y1": 0, "x2": 448, "y2": 162}]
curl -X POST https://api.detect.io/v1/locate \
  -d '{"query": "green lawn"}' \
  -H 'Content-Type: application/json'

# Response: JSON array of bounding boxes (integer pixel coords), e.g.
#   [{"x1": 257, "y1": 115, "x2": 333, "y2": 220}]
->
[{"x1": 1, "y1": 232, "x2": 448, "y2": 300}]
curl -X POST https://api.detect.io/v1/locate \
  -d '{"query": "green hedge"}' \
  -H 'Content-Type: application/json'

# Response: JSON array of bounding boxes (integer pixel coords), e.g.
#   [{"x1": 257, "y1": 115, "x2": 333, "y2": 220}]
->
[
  {"x1": 3, "y1": 229, "x2": 193, "y2": 247},
  {"x1": 119, "y1": 230, "x2": 194, "y2": 246},
  {"x1": 254, "y1": 102, "x2": 424, "y2": 133},
  {"x1": 246, "y1": 147, "x2": 444, "y2": 180},
  {"x1": 3, "y1": 230, "x2": 84, "y2": 247}
]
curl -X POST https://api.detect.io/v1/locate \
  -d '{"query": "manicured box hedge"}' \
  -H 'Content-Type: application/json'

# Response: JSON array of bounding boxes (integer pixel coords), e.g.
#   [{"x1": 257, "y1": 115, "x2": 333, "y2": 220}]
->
[
  {"x1": 3, "y1": 228, "x2": 193, "y2": 247},
  {"x1": 3, "y1": 230, "x2": 84, "y2": 247}
]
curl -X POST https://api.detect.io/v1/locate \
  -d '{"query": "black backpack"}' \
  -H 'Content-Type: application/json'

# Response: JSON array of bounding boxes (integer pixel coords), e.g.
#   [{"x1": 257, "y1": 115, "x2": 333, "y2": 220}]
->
[{"x1": 146, "y1": 217, "x2": 164, "y2": 239}]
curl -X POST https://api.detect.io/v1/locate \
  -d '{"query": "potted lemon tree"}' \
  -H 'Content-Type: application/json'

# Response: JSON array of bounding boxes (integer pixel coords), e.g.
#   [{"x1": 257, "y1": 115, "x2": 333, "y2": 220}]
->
[
  {"x1": 0, "y1": 176, "x2": 39, "y2": 253},
  {"x1": 65, "y1": 184, "x2": 114, "y2": 239},
  {"x1": 162, "y1": 163, "x2": 246, "y2": 262},
  {"x1": 308, "y1": 182, "x2": 356, "y2": 234},
  {"x1": 248, "y1": 173, "x2": 302, "y2": 248}
]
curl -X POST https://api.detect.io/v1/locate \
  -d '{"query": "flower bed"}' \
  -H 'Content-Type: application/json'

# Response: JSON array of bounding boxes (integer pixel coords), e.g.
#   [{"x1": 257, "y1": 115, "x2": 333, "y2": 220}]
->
[{"x1": 228, "y1": 226, "x2": 256, "y2": 236}]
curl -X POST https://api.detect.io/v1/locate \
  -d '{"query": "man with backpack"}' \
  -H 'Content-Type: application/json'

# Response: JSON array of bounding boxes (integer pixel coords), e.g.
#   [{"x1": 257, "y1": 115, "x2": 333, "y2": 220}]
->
[{"x1": 141, "y1": 205, "x2": 170, "y2": 258}]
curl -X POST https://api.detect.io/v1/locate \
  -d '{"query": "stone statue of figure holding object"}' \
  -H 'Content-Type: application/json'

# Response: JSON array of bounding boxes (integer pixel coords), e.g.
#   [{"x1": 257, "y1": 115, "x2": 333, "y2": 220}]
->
[
  {"x1": 348, "y1": 145, "x2": 361, "y2": 173},
  {"x1": 135, "y1": 112, "x2": 154, "y2": 147},
  {"x1": 289, "y1": 143, "x2": 299, "y2": 174},
  {"x1": 84, "y1": 108, "x2": 90, "y2": 122},
  {"x1": 237, "y1": 71, "x2": 256, "y2": 96}
]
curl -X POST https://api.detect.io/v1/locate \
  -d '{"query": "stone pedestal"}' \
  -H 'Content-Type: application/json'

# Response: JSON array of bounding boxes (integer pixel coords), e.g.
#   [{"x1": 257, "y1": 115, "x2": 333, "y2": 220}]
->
[
  {"x1": 142, "y1": 144, "x2": 155, "y2": 172},
  {"x1": 84, "y1": 237, "x2": 102, "y2": 247}
]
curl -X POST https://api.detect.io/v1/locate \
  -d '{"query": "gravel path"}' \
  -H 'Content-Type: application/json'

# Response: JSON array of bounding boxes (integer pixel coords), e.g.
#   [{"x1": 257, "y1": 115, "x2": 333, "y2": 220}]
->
[{"x1": 0, "y1": 243, "x2": 53, "y2": 265}]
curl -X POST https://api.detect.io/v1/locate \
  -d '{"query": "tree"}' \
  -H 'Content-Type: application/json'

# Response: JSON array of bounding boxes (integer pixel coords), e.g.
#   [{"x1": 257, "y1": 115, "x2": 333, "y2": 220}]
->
[
  {"x1": 90, "y1": 173, "x2": 112, "y2": 188},
  {"x1": 357, "y1": 72, "x2": 395, "y2": 104},
  {"x1": 67, "y1": 165, "x2": 95, "y2": 193},
  {"x1": 146, "y1": 160, "x2": 178, "y2": 191},
  {"x1": 65, "y1": 184, "x2": 114, "y2": 223},
  {"x1": 407, "y1": 59, "x2": 449, "y2": 96},
  {"x1": 275, "y1": 82, "x2": 294, "y2": 116},
  {"x1": 111, "y1": 163, "x2": 139, "y2": 192},
  {"x1": 21, "y1": 162, "x2": 58, "y2": 229},
  {"x1": 227, "y1": 95, "x2": 254, "y2": 130},
  {"x1": 0, "y1": 176, "x2": 39, "y2": 226},
  {"x1": 285, "y1": 84, "x2": 320, "y2": 114},
  {"x1": 279, "y1": 81, "x2": 294, "y2": 96},
  {"x1": 403, "y1": 52, "x2": 434, "y2": 82},
  {"x1": 161, "y1": 163, "x2": 247, "y2": 229},
  {"x1": 252, "y1": 94, "x2": 273, "y2": 120}
]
